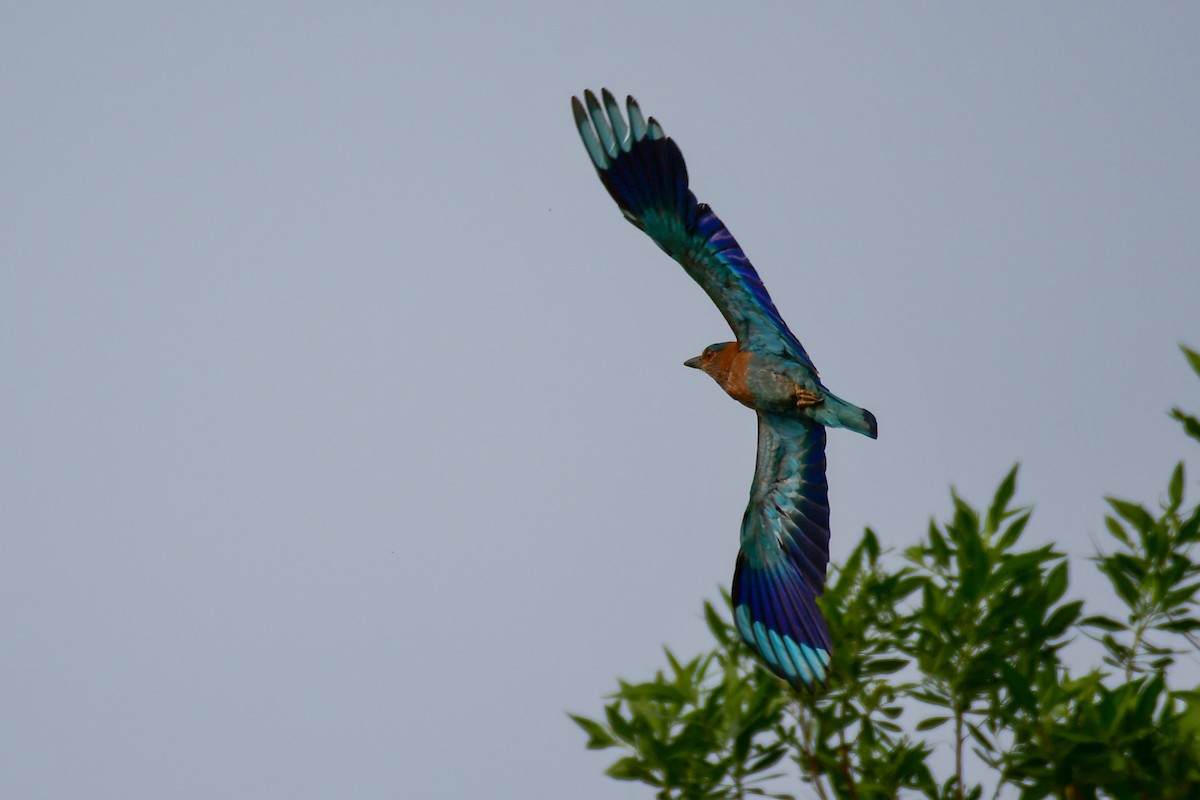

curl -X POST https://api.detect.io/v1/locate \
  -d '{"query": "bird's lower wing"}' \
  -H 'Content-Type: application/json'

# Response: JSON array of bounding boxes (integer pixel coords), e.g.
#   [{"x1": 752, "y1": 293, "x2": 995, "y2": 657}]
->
[
  {"x1": 732, "y1": 412, "x2": 832, "y2": 689},
  {"x1": 572, "y1": 89, "x2": 817, "y2": 372}
]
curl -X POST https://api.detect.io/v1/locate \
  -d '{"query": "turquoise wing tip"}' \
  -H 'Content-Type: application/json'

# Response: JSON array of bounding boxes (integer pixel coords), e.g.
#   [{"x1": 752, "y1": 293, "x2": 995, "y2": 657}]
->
[
  {"x1": 735, "y1": 604, "x2": 830, "y2": 690},
  {"x1": 600, "y1": 89, "x2": 630, "y2": 152},
  {"x1": 732, "y1": 553, "x2": 832, "y2": 691},
  {"x1": 626, "y1": 94, "x2": 648, "y2": 141},
  {"x1": 572, "y1": 93, "x2": 610, "y2": 170},
  {"x1": 573, "y1": 88, "x2": 656, "y2": 169},
  {"x1": 584, "y1": 90, "x2": 620, "y2": 159},
  {"x1": 571, "y1": 88, "x2": 695, "y2": 233}
]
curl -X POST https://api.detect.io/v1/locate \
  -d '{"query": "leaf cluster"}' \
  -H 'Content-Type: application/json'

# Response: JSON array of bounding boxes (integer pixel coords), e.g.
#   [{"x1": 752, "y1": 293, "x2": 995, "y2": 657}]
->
[{"x1": 569, "y1": 603, "x2": 794, "y2": 799}]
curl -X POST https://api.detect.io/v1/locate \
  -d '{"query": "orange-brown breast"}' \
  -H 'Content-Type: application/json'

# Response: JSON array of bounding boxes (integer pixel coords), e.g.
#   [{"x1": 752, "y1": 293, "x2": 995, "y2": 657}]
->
[{"x1": 709, "y1": 343, "x2": 757, "y2": 409}]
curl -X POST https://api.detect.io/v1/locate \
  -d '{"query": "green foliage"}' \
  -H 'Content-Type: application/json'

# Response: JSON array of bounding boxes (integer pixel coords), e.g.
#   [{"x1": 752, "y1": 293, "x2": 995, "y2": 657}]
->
[
  {"x1": 566, "y1": 610, "x2": 794, "y2": 800},
  {"x1": 572, "y1": 346, "x2": 1200, "y2": 799}
]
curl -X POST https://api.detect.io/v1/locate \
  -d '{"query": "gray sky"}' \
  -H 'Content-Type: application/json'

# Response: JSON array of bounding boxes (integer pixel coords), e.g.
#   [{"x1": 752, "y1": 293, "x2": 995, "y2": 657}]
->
[{"x1": 3, "y1": 4, "x2": 1199, "y2": 798}]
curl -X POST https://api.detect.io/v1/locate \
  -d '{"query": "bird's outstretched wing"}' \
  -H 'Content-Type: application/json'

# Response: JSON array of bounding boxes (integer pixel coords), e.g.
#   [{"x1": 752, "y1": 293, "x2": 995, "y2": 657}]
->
[
  {"x1": 572, "y1": 89, "x2": 816, "y2": 373},
  {"x1": 731, "y1": 412, "x2": 832, "y2": 689}
]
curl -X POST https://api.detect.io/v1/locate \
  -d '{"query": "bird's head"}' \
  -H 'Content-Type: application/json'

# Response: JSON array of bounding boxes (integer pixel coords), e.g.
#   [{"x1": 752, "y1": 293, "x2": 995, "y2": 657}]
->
[{"x1": 684, "y1": 342, "x2": 737, "y2": 376}]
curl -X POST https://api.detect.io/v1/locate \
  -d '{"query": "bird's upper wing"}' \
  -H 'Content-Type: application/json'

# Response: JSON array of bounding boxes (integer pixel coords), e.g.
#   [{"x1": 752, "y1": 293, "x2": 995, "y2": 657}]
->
[
  {"x1": 573, "y1": 89, "x2": 817, "y2": 373},
  {"x1": 731, "y1": 412, "x2": 832, "y2": 689}
]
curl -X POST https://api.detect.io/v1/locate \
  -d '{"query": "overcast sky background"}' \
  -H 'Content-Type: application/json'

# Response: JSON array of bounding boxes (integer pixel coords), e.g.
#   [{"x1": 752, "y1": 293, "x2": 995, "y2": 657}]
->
[{"x1": 4, "y1": 4, "x2": 1199, "y2": 798}]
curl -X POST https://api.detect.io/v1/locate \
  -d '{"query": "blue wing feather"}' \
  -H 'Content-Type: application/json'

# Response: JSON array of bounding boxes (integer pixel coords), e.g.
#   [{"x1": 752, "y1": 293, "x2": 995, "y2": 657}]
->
[
  {"x1": 732, "y1": 413, "x2": 832, "y2": 689},
  {"x1": 572, "y1": 90, "x2": 817, "y2": 373}
]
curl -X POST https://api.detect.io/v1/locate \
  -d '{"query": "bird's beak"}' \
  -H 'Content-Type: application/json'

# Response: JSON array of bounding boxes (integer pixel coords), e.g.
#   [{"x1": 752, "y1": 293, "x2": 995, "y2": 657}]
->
[{"x1": 683, "y1": 356, "x2": 702, "y2": 369}]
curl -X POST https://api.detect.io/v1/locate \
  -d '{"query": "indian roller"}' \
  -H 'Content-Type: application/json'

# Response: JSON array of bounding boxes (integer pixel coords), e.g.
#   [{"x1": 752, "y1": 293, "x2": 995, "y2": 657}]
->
[{"x1": 572, "y1": 90, "x2": 877, "y2": 691}]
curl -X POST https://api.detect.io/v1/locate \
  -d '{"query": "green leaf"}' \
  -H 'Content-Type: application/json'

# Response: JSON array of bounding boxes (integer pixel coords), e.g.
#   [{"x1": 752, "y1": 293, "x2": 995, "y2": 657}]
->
[
  {"x1": 1158, "y1": 618, "x2": 1200, "y2": 634},
  {"x1": 746, "y1": 746, "x2": 787, "y2": 774},
  {"x1": 1081, "y1": 614, "x2": 1126, "y2": 632},
  {"x1": 960, "y1": 517, "x2": 990, "y2": 599},
  {"x1": 912, "y1": 689, "x2": 951, "y2": 708},
  {"x1": 864, "y1": 658, "x2": 909, "y2": 675},
  {"x1": 916, "y1": 716, "x2": 949, "y2": 731},
  {"x1": 1108, "y1": 552, "x2": 1147, "y2": 583},
  {"x1": 604, "y1": 703, "x2": 636, "y2": 742},
  {"x1": 928, "y1": 522, "x2": 951, "y2": 566},
  {"x1": 1043, "y1": 561, "x2": 1069, "y2": 605},
  {"x1": 1107, "y1": 498, "x2": 1157, "y2": 533},
  {"x1": 998, "y1": 661, "x2": 1037, "y2": 710},
  {"x1": 988, "y1": 465, "x2": 1019, "y2": 533},
  {"x1": 1181, "y1": 342, "x2": 1200, "y2": 378},
  {"x1": 864, "y1": 526, "x2": 881, "y2": 561},
  {"x1": 569, "y1": 713, "x2": 617, "y2": 750},
  {"x1": 663, "y1": 647, "x2": 684, "y2": 678},
  {"x1": 1104, "y1": 515, "x2": 1132, "y2": 547},
  {"x1": 966, "y1": 721, "x2": 997, "y2": 753},
  {"x1": 1168, "y1": 462, "x2": 1185, "y2": 511},
  {"x1": 1135, "y1": 673, "x2": 1165, "y2": 721},
  {"x1": 1044, "y1": 600, "x2": 1083, "y2": 637},
  {"x1": 703, "y1": 601, "x2": 730, "y2": 646},
  {"x1": 1173, "y1": 408, "x2": 1200, "y2": 442},
  {"x1": 997, "y1": 512, "x2": 1031, "y2": 552},
  {"x1": 1104, "y1": 562, "x2": 1142, "y2": 609},
  {"x1": 1163, "y1": 581, "x2": 1200, "y2": 609},
  {"x1": 1180, "y1": 508, "x2": 1200, "y2": 543},
  {"x1": 604, "y1": 756, "x2": 656, "y2": 783}
]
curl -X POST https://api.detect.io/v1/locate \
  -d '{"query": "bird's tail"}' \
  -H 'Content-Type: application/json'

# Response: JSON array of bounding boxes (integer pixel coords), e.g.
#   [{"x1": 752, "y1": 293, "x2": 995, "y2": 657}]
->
[
  {"x1": 810, "y1": 390, "x2": 878, "y2": 439},
  {"x1": 731, "y1": 551, "x2": 832, "y2": 691}
]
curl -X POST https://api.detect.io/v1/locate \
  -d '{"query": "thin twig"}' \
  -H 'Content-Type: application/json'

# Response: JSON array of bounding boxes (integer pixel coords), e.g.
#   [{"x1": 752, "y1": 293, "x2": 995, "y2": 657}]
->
[
  {"x1": 955, "y1": 708, "x2": 965, "y2": 800},
  {"x1": 836, "y1": 727, "x2": 859, "y2": 800},
  {"x1": 794, "y1": 702, "x2": 831, "y2": 800}
]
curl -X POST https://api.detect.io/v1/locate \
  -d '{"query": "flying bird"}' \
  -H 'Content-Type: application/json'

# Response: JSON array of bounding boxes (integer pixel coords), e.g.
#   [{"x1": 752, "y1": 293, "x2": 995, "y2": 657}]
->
[{"x1": 572, "y1": 89, "x2": 877, "y2": 690}]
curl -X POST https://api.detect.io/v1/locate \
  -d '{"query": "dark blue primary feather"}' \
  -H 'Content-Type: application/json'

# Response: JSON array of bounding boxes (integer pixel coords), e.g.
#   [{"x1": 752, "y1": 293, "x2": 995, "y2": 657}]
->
[
  {"x1": 572, "y1": 89, "x2": 818, "y2": 373},
  {"x1": 732, "y1": 413, "x2": 832, "y2": 688}
]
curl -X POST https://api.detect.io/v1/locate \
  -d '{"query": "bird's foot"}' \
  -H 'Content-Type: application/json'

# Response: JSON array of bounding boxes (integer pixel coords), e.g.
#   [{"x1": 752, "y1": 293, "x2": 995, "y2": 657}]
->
[{"x1": 793, "y1": 386, "x2": 823, "y2": 409}]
